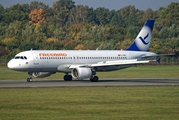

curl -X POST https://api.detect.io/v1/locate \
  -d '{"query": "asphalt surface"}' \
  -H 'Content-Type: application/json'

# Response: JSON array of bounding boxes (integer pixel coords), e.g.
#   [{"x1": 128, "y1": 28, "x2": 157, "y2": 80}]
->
[{"x1": 0, "y1": 78, "x2": 179, "y2": 88}]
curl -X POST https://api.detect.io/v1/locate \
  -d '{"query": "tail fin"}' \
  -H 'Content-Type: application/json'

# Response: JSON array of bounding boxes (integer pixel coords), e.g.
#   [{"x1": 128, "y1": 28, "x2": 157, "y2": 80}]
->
[{"x1": 127, "y1": 20, "x2": 155, "y2": 51}]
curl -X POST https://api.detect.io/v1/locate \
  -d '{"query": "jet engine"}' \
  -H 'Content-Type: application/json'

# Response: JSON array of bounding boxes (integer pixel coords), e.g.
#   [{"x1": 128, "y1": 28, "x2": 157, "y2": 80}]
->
[
  {"x1": 32, "y1": 72, "x2": 53, "y2": 78},
  {"x1": 71, "y1": 67, "x2": 92, "y2": 80}
]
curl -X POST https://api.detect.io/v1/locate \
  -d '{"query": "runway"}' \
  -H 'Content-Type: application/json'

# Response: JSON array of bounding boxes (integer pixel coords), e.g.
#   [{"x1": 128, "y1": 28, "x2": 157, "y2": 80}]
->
[{"x1": 0, "y1": 78, "x2": 179, "y2": 88}]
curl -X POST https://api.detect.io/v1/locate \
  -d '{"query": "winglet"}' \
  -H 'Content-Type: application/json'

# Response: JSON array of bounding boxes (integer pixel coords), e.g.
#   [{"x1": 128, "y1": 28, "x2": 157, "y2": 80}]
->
[{"x1": 127, "y1": 20, "x2": 155, "y2": 51}]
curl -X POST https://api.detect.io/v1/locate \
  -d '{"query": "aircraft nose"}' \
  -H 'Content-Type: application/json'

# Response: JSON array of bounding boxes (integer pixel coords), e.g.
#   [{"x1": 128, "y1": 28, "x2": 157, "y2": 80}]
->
[{"x1": 7, "y1": 60, "x2": 15, "y2": 69}]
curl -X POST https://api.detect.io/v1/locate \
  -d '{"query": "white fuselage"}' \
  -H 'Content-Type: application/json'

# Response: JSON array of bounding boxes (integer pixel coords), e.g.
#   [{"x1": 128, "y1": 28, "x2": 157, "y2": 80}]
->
[{"x1": 7, "y1": 50, "x2": 157, "y2": 73}]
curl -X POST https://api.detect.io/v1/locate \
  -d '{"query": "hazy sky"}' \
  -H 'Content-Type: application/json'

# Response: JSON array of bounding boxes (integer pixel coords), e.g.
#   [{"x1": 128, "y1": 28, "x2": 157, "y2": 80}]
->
[{"x1": 0, "y1": 0, "x2": 178, "y2": 10}]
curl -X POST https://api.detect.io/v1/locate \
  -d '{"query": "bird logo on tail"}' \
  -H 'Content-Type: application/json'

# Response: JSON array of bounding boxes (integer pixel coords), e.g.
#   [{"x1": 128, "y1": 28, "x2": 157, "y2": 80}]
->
[{"x1": 139, "y1": 33, "x2": 149, "y2": 45}]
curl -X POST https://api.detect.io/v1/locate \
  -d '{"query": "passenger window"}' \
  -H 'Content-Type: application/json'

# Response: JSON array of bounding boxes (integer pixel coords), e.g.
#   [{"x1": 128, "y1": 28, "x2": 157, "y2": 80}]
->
[{"x1": 24, "y1": 56, "x2": 27, "y2": 59}]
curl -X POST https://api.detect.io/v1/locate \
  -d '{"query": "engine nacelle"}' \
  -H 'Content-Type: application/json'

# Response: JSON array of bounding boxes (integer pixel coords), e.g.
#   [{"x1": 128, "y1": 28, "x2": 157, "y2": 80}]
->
[
  {"x1": 71, "y1": 67, "x2": 92, "y2": 80},
  {"x1": 32, "y1": 72, "x2": 53, "y2": 78}
]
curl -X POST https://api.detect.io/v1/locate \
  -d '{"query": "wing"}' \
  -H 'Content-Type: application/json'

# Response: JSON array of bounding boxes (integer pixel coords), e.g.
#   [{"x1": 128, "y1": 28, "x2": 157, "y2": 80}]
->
[{"x1": 69, "y1": 59, "x2": 150, "y2": 69}]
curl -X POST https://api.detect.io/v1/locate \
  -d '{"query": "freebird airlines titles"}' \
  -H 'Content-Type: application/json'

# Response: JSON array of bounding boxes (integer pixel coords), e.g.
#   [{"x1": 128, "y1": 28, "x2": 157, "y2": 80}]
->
[{"x1": 8, "y1": 20, "x2": 159, "y2": 82}]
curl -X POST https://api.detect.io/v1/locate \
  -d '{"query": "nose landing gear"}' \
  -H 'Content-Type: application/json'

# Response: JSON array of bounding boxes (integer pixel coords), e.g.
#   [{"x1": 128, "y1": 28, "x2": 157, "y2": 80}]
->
[{"x1": 27, "y1": 72, "x2": 33, "y2": 82}]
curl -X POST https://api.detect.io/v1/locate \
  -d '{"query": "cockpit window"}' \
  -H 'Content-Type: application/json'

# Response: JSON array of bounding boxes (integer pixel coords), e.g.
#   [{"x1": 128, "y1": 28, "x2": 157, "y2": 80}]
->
[
  {"x1": 15, "y1": 56, "x2": 20, "y2": 59},
  {"x1": 14, "y1": 56, "x2": 27, "y2": 60}
]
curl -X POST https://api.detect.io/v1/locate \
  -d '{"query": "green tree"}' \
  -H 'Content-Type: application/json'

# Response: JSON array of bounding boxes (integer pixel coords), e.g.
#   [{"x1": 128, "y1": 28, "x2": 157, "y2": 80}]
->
[
  {"x1": 33, "y1": 27, "x2": 47, "y2": 42},
  {"x1": 0, "y1": 22, "x2": 7, "y2": 36},
  {"x1": 30, "y1": 1, "x2": 48, "y2": 10},
  {"x1": 69, "y1": 5, "x2": 94, "y2": 24},
  {"x1": 97, "y1": 40, "x2": 118, "y2": 50},
  {"x1": 108, "y1": 27, "x2": 126, "y2": 41},
  {"x1": 0, "y1": 4, "x2": 4, "y2": 21},
  {"x1": 94, "y1": 7, "x2": 114, "y2": 25},
  {"x1": 118, "y1": 5, "x2": 138, "y2": 27},
  {"x1": 110, "y1": 12, "x2": 125, "y2": 27},
  {"x1": 6, "y1": 38, "x2": 21, "y2": 51},
  {"x1": 125, "y1": 26, "x2": 140, "y2": 39},
  {"x1": 156, "y1": 2, "x2": 179, "y2": 27},
  {"x1": 159, "y1": 27, "x2": 168, "y2": 39},
  {"x1": 52, "y1": 0, "x2": 75, "y2": 26},
  {"x1": 2, "y1": 4, "x2": 29, "y2": 24},
  {"x1": 5, "y1": 21, "x2": 23, "y2": 38},
  {"x1": 19, "y1": 41, "x2": 40, "y2": 51},
  {"x1": 22, "y1": 23, "x2": 35, "y2": 42},
  {"x1": 44, "y1": 42, "x2": 63, "y2": 50},
  {"x1": 53, "y1": 26, "x2": 68, "y2": 40},
  {"x1": 142, "y1": 8, "x2": 155, "y2": 22}
]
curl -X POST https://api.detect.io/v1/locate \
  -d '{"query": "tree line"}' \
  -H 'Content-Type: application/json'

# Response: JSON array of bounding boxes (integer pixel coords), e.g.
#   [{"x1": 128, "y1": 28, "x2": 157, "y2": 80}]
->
[{"x1": 0, "y1": 0, "x2": 179, "y2": 61}]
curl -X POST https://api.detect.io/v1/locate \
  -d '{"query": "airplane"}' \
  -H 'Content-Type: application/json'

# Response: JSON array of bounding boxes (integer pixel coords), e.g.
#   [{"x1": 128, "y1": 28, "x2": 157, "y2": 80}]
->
[{"x1": 7, "y1": 19, "x2": 158, "y2": 82}]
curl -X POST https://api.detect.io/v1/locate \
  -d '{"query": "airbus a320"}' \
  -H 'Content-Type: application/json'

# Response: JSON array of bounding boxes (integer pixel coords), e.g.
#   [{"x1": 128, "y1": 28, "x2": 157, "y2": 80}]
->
[{"x1": 7, "y1": 20, "x2": 158, "y2": 82}]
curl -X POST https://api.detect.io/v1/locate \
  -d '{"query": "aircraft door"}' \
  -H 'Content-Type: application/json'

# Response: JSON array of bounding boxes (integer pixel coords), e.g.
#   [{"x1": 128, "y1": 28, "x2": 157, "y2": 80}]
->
[{"x1": 32, "y1": 53, "x2": 39, "y2": 65}]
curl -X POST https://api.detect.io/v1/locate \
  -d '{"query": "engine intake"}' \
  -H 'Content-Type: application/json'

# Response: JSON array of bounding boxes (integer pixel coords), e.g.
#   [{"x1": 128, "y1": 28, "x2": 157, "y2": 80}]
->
[{"x1": 71, "y1": 67, "x2": 92, "y2": 80}]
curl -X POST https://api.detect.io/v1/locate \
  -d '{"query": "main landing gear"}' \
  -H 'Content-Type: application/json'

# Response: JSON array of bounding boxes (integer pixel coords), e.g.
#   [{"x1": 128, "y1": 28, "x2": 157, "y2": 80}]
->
[
  {"x1": 63, "y1": 74, "x2": 72, "y2": 81},
  {"x1": 90, "y1": 70, "x2": 99, "y2": 82},
  {"x1": 63, "y1": 74, "x2": 99, "y2": 82},
  {"x1": 90, "y1": 76, "x2": 99, "y2": 82},
  {"x1": 27, "y1": 72, "x2": 33, "y2": 82}
]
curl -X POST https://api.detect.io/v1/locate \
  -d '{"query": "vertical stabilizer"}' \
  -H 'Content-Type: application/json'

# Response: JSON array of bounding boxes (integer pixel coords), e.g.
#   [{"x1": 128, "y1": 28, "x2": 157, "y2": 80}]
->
[{"x1": 127, "y1": 20, "x2": 155, "y2": 51}]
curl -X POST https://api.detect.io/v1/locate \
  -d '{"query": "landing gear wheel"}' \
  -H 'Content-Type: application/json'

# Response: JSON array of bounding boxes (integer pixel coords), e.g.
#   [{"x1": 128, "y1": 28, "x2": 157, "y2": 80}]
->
[
  {"x1": 90, "y1": 76, "x2": 99, "y2": 82},
  {"x1": 68, "y1": 75, "x2": 72, "y2": 81},
  {"x1": 64, "y1": 75, "x2": 72, "y2": 81},
  {"x1": 27, "y1": 78, "x2": 32, "y2": 82},
  {"x1": 64, "y1": 75, "x2": 68, "y2": 81}
]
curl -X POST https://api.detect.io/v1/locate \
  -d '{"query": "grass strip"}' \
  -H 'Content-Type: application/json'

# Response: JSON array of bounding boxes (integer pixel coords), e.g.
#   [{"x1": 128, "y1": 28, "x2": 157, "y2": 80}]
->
[{"x1": 0, "y1": 86, "x2": 179, "y2": 120}]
